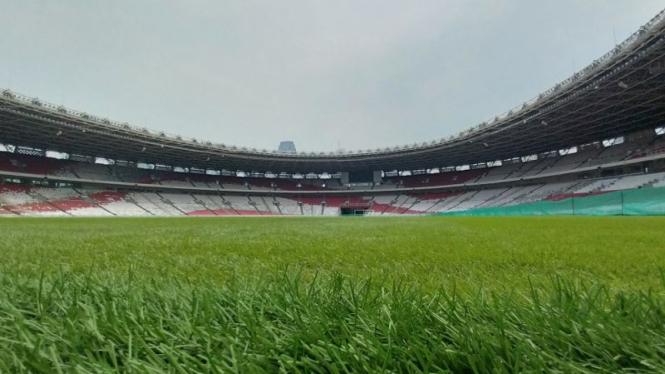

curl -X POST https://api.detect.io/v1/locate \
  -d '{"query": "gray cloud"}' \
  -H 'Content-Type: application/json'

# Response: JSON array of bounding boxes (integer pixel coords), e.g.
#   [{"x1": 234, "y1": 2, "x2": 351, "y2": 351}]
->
[{"x1": 1, "y1": 0, "x2": 663, "y2": 152}]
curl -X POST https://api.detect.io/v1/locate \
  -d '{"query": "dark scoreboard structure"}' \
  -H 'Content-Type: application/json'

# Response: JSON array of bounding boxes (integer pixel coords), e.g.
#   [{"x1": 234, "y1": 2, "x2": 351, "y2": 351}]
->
[{"x1": 348, "y1": 171, "x2": 375, "y2": 184}]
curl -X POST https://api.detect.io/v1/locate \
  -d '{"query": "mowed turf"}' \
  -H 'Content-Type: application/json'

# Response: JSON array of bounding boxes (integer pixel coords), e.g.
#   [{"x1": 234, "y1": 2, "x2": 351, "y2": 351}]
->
[{"x1": 0, "y1": 217, "x2": 664, "y2": 373}]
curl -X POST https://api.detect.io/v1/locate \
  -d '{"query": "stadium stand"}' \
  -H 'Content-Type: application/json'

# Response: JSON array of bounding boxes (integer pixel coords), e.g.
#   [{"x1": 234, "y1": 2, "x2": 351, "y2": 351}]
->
[{"x1": 2, "y1": 137, "x2": 665, "y2": 217}]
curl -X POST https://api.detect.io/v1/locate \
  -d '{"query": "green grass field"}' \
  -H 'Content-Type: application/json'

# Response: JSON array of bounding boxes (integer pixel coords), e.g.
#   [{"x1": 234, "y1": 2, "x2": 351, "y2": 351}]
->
[{"x1": 1, "y1": 217, "x2": 664, "y2": 373}]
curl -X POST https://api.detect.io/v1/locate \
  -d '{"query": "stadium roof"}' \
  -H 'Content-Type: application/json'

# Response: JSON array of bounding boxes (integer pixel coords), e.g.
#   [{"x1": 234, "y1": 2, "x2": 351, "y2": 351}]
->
[{"x1": 1, "y1": 9, "x2": 665, "y2": 174}]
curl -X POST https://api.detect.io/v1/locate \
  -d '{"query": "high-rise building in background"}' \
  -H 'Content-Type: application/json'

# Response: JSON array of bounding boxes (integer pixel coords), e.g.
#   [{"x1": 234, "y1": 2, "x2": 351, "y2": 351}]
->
[{"x1": 278, "y1": 141, "x2": 296, "y2": 153}]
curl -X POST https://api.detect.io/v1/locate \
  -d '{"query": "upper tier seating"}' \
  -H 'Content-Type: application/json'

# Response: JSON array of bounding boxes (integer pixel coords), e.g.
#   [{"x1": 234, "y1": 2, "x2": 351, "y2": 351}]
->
[
  {"x1": 70, "y1": 163, "x2": 115, "y2": 181},
  {"x1": 580, "y1": 142, "x2": 637, "y2": 168},
  {"x1": 513, "y1": 157, "x2": 560, "y2": 178},
  {"x1": 0, "y1": 131, "x2": 661, "y2": 193},
  {"x1": 392, "y1": 169, "x2": 484, "y2": 188},
  {"x1": 475, "y1": 163, "x2": 524, "y2": 183},
  {"x1": 542, "y1": 148, "x2": 603, "y2": 174},
  {"x1": 628, "y1": 135, "x2": 665, "y2": 159}
]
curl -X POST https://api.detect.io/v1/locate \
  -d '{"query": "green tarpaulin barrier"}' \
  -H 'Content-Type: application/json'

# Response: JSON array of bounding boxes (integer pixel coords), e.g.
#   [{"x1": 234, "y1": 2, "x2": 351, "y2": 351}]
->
[{"x1": 436, "y1": 186, "x2": 665, "y2": 216}]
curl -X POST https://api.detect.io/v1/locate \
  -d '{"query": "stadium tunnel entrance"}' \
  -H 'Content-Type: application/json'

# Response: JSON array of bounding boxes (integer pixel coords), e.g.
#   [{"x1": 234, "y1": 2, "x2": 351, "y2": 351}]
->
[{"x1": 340, "y1": 206, "x2": 370, "y2": 216}]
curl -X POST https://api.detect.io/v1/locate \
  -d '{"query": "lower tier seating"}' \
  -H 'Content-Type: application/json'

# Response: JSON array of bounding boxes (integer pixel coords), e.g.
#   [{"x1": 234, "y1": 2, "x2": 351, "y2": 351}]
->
[{"x1": 2, "y1": 171, "x2": 664, "y2": 217}]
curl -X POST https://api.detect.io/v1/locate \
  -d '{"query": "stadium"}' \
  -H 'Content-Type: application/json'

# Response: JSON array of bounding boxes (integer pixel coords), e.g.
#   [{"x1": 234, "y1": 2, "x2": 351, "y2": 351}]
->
[
  {"x1": 1, "y1": 3, "x2": 665, "y2": 373},
  {"x1": 2, "y1": 10, "x2": 665, "y2": 217}
]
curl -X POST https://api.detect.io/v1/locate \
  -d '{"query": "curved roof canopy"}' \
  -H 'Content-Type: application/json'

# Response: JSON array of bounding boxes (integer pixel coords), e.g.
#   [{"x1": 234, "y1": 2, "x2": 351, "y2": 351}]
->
[{"x1": 1, "y1": 10, "x2": 665, "y2": 174}]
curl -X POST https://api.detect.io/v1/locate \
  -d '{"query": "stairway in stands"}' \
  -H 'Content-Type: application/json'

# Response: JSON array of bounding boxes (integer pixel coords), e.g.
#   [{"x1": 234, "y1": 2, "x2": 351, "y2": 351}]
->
[
  {"x1": 28, "y1": 190, "x2": 72, "y2": 216},
  {"x1": 74, "y1": 188, "x2": 117, "y2": 216}
]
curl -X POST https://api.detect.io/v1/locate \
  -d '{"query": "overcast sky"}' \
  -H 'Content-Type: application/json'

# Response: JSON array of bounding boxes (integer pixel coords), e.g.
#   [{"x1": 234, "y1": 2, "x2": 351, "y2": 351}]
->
[{"x1": 1, "y1": 1, "x2": 663, "y2": 152}]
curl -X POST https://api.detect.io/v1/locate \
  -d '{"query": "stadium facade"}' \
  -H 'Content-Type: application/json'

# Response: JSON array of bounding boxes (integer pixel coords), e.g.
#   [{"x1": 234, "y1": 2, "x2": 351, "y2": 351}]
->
[{"x1": 1, "y1": 9, "x2": 665, "y2": 217}]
